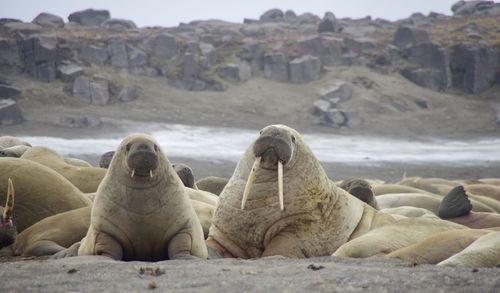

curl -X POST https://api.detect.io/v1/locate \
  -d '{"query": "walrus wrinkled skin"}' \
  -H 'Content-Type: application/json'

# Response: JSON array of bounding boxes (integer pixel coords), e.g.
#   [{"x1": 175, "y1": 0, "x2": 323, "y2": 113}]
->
[
  {"x1": 438, "y1": 231, "x2": 500, "y2": 268},
  {"x1": 206, "y1": 125, "x2": 394, "y2": 259},
  {"x1": 196, "y1": 176, "x2": 229, "y2": 196},
  {"x1": 78, "y1": 134, "x2": 207, "y2": 261},
  {"x1": 99, "y1": 151, "x2": 115, "y2": 168},
  {"x1": 339, "y1": 179, "x2": 379, "y2": 209},
  {"x1": 0, "y1": 158, "x2": 91, "y2": 232},
  {"x1": 21, "y1": 147, "x2": 106, "y2": 193},
  {"x1": 0, "y1": 136, "x2": 31, "y2": 149},
  {"x1": 173, "y1": 163, "x2": 197, "y2": 189},
  {"x1": 0, "y1": 145, "x2": 31, "y2": 158}
]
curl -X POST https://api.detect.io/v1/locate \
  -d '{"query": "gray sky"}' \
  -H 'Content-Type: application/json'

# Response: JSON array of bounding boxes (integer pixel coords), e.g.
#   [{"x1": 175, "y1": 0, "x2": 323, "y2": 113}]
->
[{"x1": 1, "y1": 0, "x2": 462, "y2": 27}]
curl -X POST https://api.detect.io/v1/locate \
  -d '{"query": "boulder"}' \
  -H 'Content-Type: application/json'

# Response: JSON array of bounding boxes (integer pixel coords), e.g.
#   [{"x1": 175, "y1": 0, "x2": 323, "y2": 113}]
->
[
  {"x1": 73, "y1": 76, "x2": 91, "y2": 103},
  {"x1": 0, "y1": 82, "x2": 21, "y2": 99},
  {"x1": 183, "y1": 53, "x2": 200, "y2": 78},
  {"x1": 101, "y1": 18, "x2": 137, "y2": 30},
  {"x1": 264, "y1": 52, "x2": 289, "y2": 82},
  {"x1": 451, "y1": 1, "x2": 499, "y2": 16},
  {"x1": 89, "y1": 78, "x2": 110, "y2": 106},
  {"x1": 4, "y1": 22, "x2": 42, "y2": 35},
  {"x1": 118, "y1": 86, "x2": 138, "y2": 102},
  {"x1": 318, "y1": 109, "x2": 350, "y2": 128},
  {"x1": 68, "y1": 9, "x2": 110, "y2": 26},
  {"x1": 401, "y1": 68, "x2": 449, "y2": 92},
  {"x1": 108, "y1": 39, "x2": 129, "y2": 68},
  {"x1": 318, "y1": 12, "x2": 343, "y2": 33},
  {"x1": 284, "y1": 10, "x2": 297, "y2": 19},
  {"x1": 127, "y1": 45, "x2": 148, "y2": 67},
  {"x1": 296, "y1": 36, "x2": 343, "y2": 66},
  {"x1": 0, "y1": 37, "x2": 23, "y2": 72},
  {"x1": 404, "y1": 42, "x2": 451, "y2": 91},
  {"x1": 151, "y1": 33, "x2": 177, "y2": 60},
  {"x1": 0, "y1": 99, "x2": 23, "y2": 125},
  {"x1": 0, "y1": 19, "x2": 22, "y2": 26},
  {"x1": 393, "y1": 26, "x2": 430, "y2": 49},
  {"x1": 296, "y1": 13, "x2": 321, "y2": 25},
  {"x1": 79, "y1": 45, "x2": 109, "y2": 65},
  {"x1": 199, "y1": 43, "x2": 217, "y2": 68},
  {"x1": 343, "y1": 37, "x2": 377, "y2": 52},
  {"x1": 239, "y1": 41, "x2": 265, "y2": 74},
  {"x1": 168, "y1": 77, "x2": 225, "y2": 92},
  {"x1": 450, "y1": 44, "x2": 499, "y2": 94},
  {"x1": 57, "y1": 64, "x2": 84, "y2": 82},
  {"x1": 22, "y1": 35, "x2": 57, "y2": 82},
  {"x1": 289, "y1": 55, "x2": 321, "y2": 83},
  {"x1": 58, "y1": 115, "x2": 101, "y2": 128},
  {"x1": 312, "y1": 99, "x2": 330, "y2": 115},
  {"x1": 260, "y1": 9, "x2": 284, "y2": 22},
  {"x1": 317, "y1": 82, "x2": 353, "y2": 104},
  {"x1": 32, "y1": 12, "x2": 64, "y2": 28},
  {"x1": 216, "y1": 62, "x2": 251, "y2": 82}
]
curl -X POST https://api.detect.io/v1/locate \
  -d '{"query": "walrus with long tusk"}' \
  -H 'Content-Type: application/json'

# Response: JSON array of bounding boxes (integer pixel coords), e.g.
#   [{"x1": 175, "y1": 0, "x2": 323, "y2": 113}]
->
[
  {"x1": 206, "y1": 125, "x2": 395, "y2": 259},
  {"x1": 0, "y1": 179, "x2": 16, "y2": 249},
  {"x1": 77, "y1": 134, "x2": 207, "y2": 261}
]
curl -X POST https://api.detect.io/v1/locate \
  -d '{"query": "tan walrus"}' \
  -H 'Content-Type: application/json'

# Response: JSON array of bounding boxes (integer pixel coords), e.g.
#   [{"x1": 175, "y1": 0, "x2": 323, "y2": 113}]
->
[
  {"x1": 0, "y1": 136, "x2": 31, "y2": 149},
  {"x1": 196, "y1": 176, "x2": 229, "y2": 196},
  {"x1": 0, "y1": 179, "x2": 16, "y2": 249},
  {"x1": 21, "y1": 147, "x2": 106, "y2": 193},
  {"x1": 437, "y1": 231, "x2": 500, "y2": 267},
  {"x1": 77, "y1": 134, "x2": 207, "y2": 260},
  {"x1": 0, "y1": 145, "x2": 31, "y2": 158},
  {"x1": 339, "y1": 178, "x2": 379, "y2": 209},
  {"x1": 206, "y1": 125, "x2": 395, "y2": 259}
]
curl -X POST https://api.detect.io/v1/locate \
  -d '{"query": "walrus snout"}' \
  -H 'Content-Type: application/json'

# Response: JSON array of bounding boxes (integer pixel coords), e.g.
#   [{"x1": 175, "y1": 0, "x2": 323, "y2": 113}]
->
[
  {"x1": 253, "y1": 135, "x2": 293, "y2": 169},
  {"x1": 126, "y1": 143, "x2": 159, "y2": 177}
]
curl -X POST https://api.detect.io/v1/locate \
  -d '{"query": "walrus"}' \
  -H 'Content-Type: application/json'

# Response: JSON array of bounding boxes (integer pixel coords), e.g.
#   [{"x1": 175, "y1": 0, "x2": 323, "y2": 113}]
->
[
  {"x1": 99, "y1": 151, "x2": 115, "y2": 168},
  {"x1": 339, "y1": 178, "x2": 379, "y2": 209},
  {"x1": 77, "y1": 134, "x2": 207, "y2": 261},
  {"x1": 478, "y1": 178, "x2": 500, "y2": 186},
  {"x1": 0, "y1": 136, "x2": 31, "y2": 149},
  {"x1": 206, "y1": 125, "x2": 395, "y2": 259},
  {"x1": 196, "y1": 176, "x2": 229, "y2": 196},
  {"x1": 385, "y1": 229, "x2": 492, "y2": 265},
  {"x1": 437, "y1": 231, "x2": 500, "y2": 267},
  {"x1": 0, "y1": 158, "x2": 91, "y2": 232},
  {"x1": 372, "y1": 184, "x2": 432, "y2": 196},
  {"x1": 21, "y1": 147, "x2": 106, "y2": 193},
  {"x1": 0, "y1": 179, "x2": 16, "y2": 249},
  {"x1": 380, "y1": 206, "x2": 437, "y2": 219},
  {"x1": 439, "y1": 186, "x2": 500, "y2": 229},
  {"x1": 63, "y1": 157, "x2": 93, "y2": 168},
  {"x1": 173, "y1": 163, "x2": 198, "y2": 189},
  {"x1": 464, "y1": 184, "x2": 500, "y2": 201},
  {"x1": 0, "y1": 145, "x2": 31, "y2": 158}
]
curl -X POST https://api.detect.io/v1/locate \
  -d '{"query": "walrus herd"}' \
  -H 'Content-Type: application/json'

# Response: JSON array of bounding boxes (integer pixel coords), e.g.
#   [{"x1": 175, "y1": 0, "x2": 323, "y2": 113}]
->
[{"x1": 0, "y1": 125, "x2": 499, "y2": 268}]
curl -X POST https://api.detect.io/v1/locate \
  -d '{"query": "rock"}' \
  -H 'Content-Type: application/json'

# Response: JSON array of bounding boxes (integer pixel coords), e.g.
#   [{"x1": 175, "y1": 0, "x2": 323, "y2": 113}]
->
[
  {"x1": 79, "y1": 45, "x2": 109, "y2": 65},
  {"x1": 68, "y1": 9, "x2": 110, "y2": 26},
  {"x1": 343, "y1": 37, "x2": 377, "y2": 52},
  {"x1": 57, "y1": 64, "x2": 84, "y2": 82},
  {"x1": 0, "y1": 83, "x2": 21, "y2": 99},
  {"x1": 0, "y1": 38, "x2": 22, "y2": 72},
  {"x1": 101, "y1": 18, "x2": 137, "y2": 30},
  {"x1": 118, "y1": 86, "x2": 138, "y2": 102},
  {"x1": 296, "y1": 13, "x2": 321, "y2": 25},
  {"x1": 401, "y1": 68, "x2": 448, "y2": 92},
  {"x1": 260, "y1": 9, "x2": 284, "y2": 22},
  {"x1": 393, "y1": 26, "x2": 430, "y2": 49},
  {"x1": 22, "y1": 35, "x2": 57, "y2": 82},
  {"x1": 289, "y1": 55, "x2": 321, "y2": 83},
  {"x1": 216, "y1": 62, "x2": 251, "y2": 82},
  {"x1": 58, "y1": 114, "x2": 101, "y2": 128},
  {"x1": 404, "y1": 42, "x2": 451, "y2": 91},
  {"x1": 318, "y1": 12, "x2": 343, "y2": 33},
  {"x1": 312, "y1": 99, "x2": 330, "y2": 115},
  {"x1": 239, "y1": 41, "x2": 265, "y2": 74},
  {"x1": 32, "y1": 12, "x2": 64, "y2": 28},
  {"x1": 108, "y1": 39, "x2": 128, "y2": 68},
  {"x1": 451, "y1": 1, "x2": 499, "y2": 16},
  {"x1": 264, "y1": 52, "x2": 289, "y2": 82},
  {"x1": 414, "y1": 98, "x2": 429, "y2": 109},
  {"x1": 318, "y1": 82, "x2": 353, "y2": 104},
  {"x1": 168, "y1": 77, "x2": 225, "y2": 92},
  {"x1": 73, "y1": 76, "x2": 91, "y2": 103},
  {"x1": 151, "y1": 33, "x2": 177, "y2": 60},
  {"x1": 199, "y1": 43, "x2": 217, "y2": 68},
  {"x1": 450, "y1": 44, "x2": 499, "y2": 94},
  {"x1": 390, "y1": 99, "x2": 409, "y2": 112},
  {"x1": 284, "y1": 10, "x2": 297, "y2": 19},
  {"x1": 296, "y1": 36, "x2": 343, "y2": 66},
  {"x1": 127, "y1": 45, "x2": 148, "y2": 67},
  {"x1": 0, "y1": 19, "x2": 22, "y2": 26},
  {"x1": 0, "y1": 99, "x2": 23, "y2": 125},
  {"x1": 319, "y1": 109, "x2": 348, "y2": 128},
  {"x1": 4, "y1": 22, "x2": 42, "y2": 35},
  {"x1": 89, "y1": 78, "x2": 110, "y2": 106},
  {"x1": 183, "y1": 53, "x2": 200, "y2": 78},
  {"x1": 402, "y1": 13, "x2": 433, "y2": 26}
]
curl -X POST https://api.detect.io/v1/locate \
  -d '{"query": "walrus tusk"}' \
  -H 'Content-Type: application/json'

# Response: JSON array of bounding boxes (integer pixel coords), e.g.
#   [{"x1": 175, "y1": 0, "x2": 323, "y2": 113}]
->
[
  {"x1": 278, "y1": 161, "x2": 284, "y2": 211},
  {"x1": 3, "y1": 178, "x2": 14, "y2": 221},
  {"x1": 241, "y1": 156, "x2": 261, "y2": 210},
  {"x1": 150, "y1": 170, "x2": 153, "y2": 178},
  {"x1": 131, "y1": 169, "x2": 135, "y2": 178}
]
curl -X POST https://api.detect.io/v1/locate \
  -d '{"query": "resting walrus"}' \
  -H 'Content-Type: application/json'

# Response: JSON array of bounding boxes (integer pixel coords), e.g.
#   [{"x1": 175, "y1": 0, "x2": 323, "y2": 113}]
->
[
  {"x1": 206, "y1": 125, "x2": 395, "y2": 258},
  {"x1": 77, "y1": 134, "x2": 207, "y2": 261}
]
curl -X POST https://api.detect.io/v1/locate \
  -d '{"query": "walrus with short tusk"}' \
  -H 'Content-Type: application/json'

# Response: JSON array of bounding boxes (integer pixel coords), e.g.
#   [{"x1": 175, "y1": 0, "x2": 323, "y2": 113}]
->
[
  {"x1": 0, "y1": 179, "x2": 16, "y2": 249},
  {"x1": 206, "y1": 125, "x2": 395, "y2": 259},
  {"x1": 77, "y1": 134, "x2": 207, "y2": 261}
]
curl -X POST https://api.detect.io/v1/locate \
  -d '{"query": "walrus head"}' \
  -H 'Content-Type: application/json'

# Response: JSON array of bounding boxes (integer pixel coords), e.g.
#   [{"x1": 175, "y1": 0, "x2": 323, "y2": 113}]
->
[
  {"x1": 339, "y1": 179, "x2": 379, "y2": 210},
  {"x1": 173, "y1": 163, "x2": 196, "y2": 189},
  {"x1": 125, "y1": 138, "x2": 159, "y2": 179},
  {"x1": 241, "y1": 125, "x2": 297, "y2": 211},
  {"x1": 0, "y1": 178, "x2": 17, "y2": 249},
  {"x1": 99, "y1": 151, "x2": 115, "y2": 168}
]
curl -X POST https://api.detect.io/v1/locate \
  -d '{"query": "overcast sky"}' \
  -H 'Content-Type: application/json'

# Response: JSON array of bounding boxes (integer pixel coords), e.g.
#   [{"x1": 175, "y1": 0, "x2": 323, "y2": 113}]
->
[{"x1": 0, "y1": 0, "x2": 464, "y2": 27}]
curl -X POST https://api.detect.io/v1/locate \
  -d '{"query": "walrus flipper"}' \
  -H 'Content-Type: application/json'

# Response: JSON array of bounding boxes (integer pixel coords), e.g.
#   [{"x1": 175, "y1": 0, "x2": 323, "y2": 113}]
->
[{"x1": 439, "y1": 186, "x2": 473, "y2": 219}]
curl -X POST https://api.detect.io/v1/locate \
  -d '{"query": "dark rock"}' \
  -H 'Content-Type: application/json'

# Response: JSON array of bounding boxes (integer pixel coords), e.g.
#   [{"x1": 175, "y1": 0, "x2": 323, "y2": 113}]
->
[
  {"x1": 243, "y1": 18, "x2": 259, "y2": 25},
  {"x1": 414, "y1": 98, "x2": 429, "y2": 109},
  {"x1": 151, "y1": 33, "x2": 177, "y2": 60},
  {"x1": 296, "y1": 36, "x2": 343, "y2": 66},
  {"x1": 318, "y1": 82, "x2": 353, "y2": 104},
  {"x1": 284, "y1": 10, "x2": 297, "y2": 19},
  {"x1": 401, "y1": 68, "x2": 448, "y2": 92},
  {"x1": 183, "y1": 53, "x2": 200, "y2": 78},
  {"x1": 451, "y1": 1, "x2": 499, "y2": 16},
  {"x1": 296, "y1": 13, "x2": 321, "y2": 25},
  {"x1": 0, "y1": 99, "x2": 23, "y2": 125},
  {"x1": 264, "y1": 52, "x2": 289, "y2": 82},
  {"x1": 22, "y1": 35, "x2": 57, "y2": 82},
  {"x1": 58, "y1": 114, "x2": 101, "y2": 128},
  {"x1": 73, "y1": 76, "x2": 91, "y2": 103},
  {"x1": 260, "y1": 9, "x2": 284, "y2": 22},
  {"x1": 216, "y1": 62, "x2": 251, "y2": 82},
  {"x1": 32, "y1": 12, "x2": 64, "y2": 28},
  {"x1": 0, "y1": 19, "x2": 22, "y2": 26},
  {"x1": 404, "y1": 42, "x2": 451, "y2": 91},
  {"x1": 0, "y1": 38, "x2": 23, "y2": 72},
  {"x1": 118, "y1": 86, "x2": 138, "y2": 102},
  {"x1": 344, "y1": 37, "x2": 377, "y2": 52},
  {"x1": 127, "y1": 45, "x2": 148, "y2": 67},
  {"x1": 80, "y1": 45, "x2": 109, "y2": 65},
  {"x1": 312, "y1": 99, "x2": 330, "y2": 115},
  {"x1": 318, "y1": 12, "x2": 343, "y2": 33},
  {"x1": 319, "y1": 109, "x2": 348, "y2": 128},
  {"x1": 4, "y1": 22, "x2": 42, "y2": 35},
  {"x1": 289, "y1": 55, "x2": 321, "y2": 83},
  {"x1": 393, "y1": 26, "x2": 430, "y2": 49},
  {"x1": 68, "y1": 9, "x2": 110, "y2": 26},
  {"x1": 390, "y1": 99, "x2": 409, "y2": 112},
  {"x1": 108, "y1": 39, "x2": 128, "y2": 68},
  {"x1": 450, "y1": 44, "x2": 499, "y2": 94},
  {"x1": 199, "y1": 43, "x2": 217, "y2": 68},
  {"x1": 402, "y1": 13, "x2": 433, "y2": 26},
  {"x1": 89, "y1": 78, "x2": 110, "y2": 106},
  {"x1": 101, "y1": 18, "x2": 137, "y2": 30},
  {"x1": 57, "y1": 64, "x2": 84, "y2": 82},
  {"x1": 239, "y1": 41, "x2": 265, "y2": 74},
  {"x1": 168, "y1": 77, "x2": 225, "y2": 92},
  {"x1": 0, "y1": 83, "x2": 21, "y2": 99}
]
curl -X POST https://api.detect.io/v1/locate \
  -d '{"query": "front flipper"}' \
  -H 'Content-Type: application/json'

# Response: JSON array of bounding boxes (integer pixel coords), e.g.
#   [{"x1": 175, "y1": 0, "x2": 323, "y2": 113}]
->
[
  {"x1": 24, "y1": 240, "x2": 67, "y2": 257},
  {"x1": 51, "y1": 242, "x2": 80, "y2": 259},
  {"x1": 262, "y1": 232, "x2": 306, "y2": 258},
  {"x1": 78, "y1": 227, "x2": 123, "y2": 260},
  {"x1": 168, "y1": 232, "x2": 203, "y2": 260}
]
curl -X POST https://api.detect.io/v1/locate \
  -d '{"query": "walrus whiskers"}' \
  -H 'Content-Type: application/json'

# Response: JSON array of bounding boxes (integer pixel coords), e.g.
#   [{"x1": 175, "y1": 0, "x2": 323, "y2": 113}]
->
[
  {"x1": 3, "y1": 178, "x2": 14, "y2": 221},
  {"x1": 241, "y1": 156, "x2": 261, "y2": 210},
  {"x1": 278, "y1": 161, "x2": 284, "y2": 211}
]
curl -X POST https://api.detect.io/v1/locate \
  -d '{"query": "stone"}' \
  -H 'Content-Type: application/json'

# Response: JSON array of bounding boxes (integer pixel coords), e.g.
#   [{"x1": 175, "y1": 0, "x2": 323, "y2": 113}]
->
[
  {"x1": 216, "y1": 62, "x2": 251, "y2": 82},
  {"x1": 108, "y1": 39, "x2": 128, "y2": 68},
  {"x1": 101, "y1": 18, "x2": 137, "y2": 30},
  {"x1": 151, "y1": 33, "x2": 177, "y2": 60},
  {"x1": 168, "y1": 77, "x2": 225, "y2": 92},
  {"x1": 296, "y1": 13, "x2": 321, "y2": 25},
  {"x1": 0, "y1": 38, "x2": 23, "y2": 71},
  {"x1": 0, "y1": 19, "x2": 22, "y2": 26},
  {"x1": 404, "y1": 42, "x2": 451, "y2": 91},
  {"x1": 343, "y1": 37, "x2": 377, "y2": 52},
  {"x1": 239, "y1": 41, "x2": 265, "y2": 74},
  {"x1": 289, "y1": 55, "x2": 321, "y2": 83},
  {"x1": 319, "y1": 109, "x2": 348, "y2": 128},
  {"x1": 260, "y1": 9, "x2": 284, "y2": 22},
  {"x1": 80, "y1": 45, "x2": 109, "y2": 65},
  {"x1": 32, "y1": 12, "x2": 64, "y2": 28},
  {"x1": 73, "y1": 76, "x2": 91, "y2": 103},
  {"x1": 4, "y1": 22, "x2": 42, "y2": 35},
  {"x1": 318, "y1": 82, "x2": 353, "y2": 104},
  {"x1": 22, "y1": 35, "x2": 57, "y2": 82},
  {"x1": 0, "y1": 83, "x2": 21, "y2": 99},
  {"x1": 0, "y1": 99, "x2": 23, "y2": 125},
  {"x1": 450, "y1": 44, "x2": 498, "y2": 94},
  {"x1": 199, "y1": 43, "x2": 217, "y2": 68},
  {"x1": 89, "y1": 78, "x2": 110, "y2": 106},
  {"x1": 118, "y1": 86, "x2": 138, "y2": 102},
  {"x1": 57, "y1": 64, "x2": 84, "y2": 82},
  {"x1": 284, "y1": 10, "x2": 297, "y2": 19},
  {"x1": 401, "y1": 68, "x2": 448, "y2": 92},
  {"x1": 393, "y1": 26, "x2": 430, "y2": 49},
  {"x1": 391, "y1": 99, "x2": 409, "y2": 112},
  {"x1": 68, "y1": 9, "x2": 110, "y2": 26},
  {"x1": 183, "y1": 53, "x2": 200, "y2": 78},
  {"x1": 127, "y1": 45, "x2": 148, "y2": 67},
  {"x1": 451, "y1": 1, "x2": 499, "y2": 16},
  {"x1": 296, "y1": 36, "x2": 343, "y2": 66},
  {"x1": 58, "y1": 114, "x2": 101, "y2": 128},
  {"x1": 264, "y1": 52, "x2": 289, "y2": 82},
  {"x1": 318, "y1": 12, "x2": 343, "y2": 33},
  {"x1": 312, "y1": 99, "x2": 331, "y2": 115}
]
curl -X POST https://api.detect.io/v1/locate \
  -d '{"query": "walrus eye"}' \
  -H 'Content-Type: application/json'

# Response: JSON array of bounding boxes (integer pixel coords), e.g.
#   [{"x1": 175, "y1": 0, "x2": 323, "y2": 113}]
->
[
  {"x1": 291, "y1": 135, "x2": 296, "y2": 143},
  {"x1": 154, "y1": 144, "x2": 159, "y2": 152},
  {"x1": 125, "y1": 144, "x2": 131, "y2": 152},
  {"x1": 259, "y1": 130, "x2": 263, "y2": 135}
]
